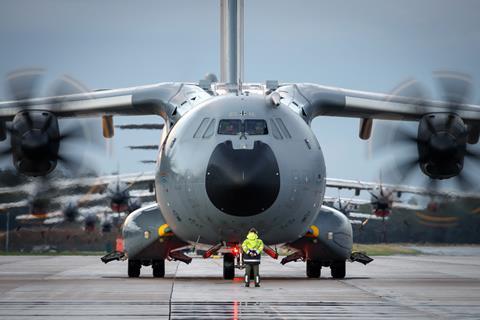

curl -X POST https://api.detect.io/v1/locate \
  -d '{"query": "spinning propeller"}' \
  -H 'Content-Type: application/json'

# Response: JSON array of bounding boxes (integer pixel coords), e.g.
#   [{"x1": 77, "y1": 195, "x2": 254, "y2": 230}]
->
[
  {"x1": 0, "y1": 68, "x2": 99, "y2": 176},
  {"x1": 373, "y1": 71, "x2": 480, "y2": 190}
]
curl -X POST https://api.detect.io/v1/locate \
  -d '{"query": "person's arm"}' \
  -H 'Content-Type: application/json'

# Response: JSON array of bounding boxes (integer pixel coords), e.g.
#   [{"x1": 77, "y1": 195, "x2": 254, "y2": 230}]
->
[
  {"x1": 241, "y1": 240, "x2": 249, "y2": 253},
  {"x1": 257, "y1": 240, "x2": 264, "y2": 253}
]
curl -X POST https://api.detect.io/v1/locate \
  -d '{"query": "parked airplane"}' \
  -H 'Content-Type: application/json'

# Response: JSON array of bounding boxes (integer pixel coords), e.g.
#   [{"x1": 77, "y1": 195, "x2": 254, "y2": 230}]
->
[
  {"x1": 1, "y1": 174, "x2": 155, "y2": 232},
  {"x1": 325, "y1": 178, "x2": 444, "y2": 219},
  {"x1": 105, "y1": 177, "x2": 143, "y2": 214},
  {"x1": 2, "y1": 0, "x2": 480, "y2": 279}
]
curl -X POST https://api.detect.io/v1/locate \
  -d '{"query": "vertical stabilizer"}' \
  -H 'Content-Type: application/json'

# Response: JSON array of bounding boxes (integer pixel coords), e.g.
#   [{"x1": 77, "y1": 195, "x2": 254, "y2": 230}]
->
[{"x1": 220, "y1": 0, "x2": 244, "y2": 85}]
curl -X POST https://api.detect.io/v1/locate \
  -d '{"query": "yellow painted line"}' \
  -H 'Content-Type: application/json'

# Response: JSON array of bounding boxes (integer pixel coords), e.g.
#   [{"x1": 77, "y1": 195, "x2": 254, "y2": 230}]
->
[{"x1": 415, "y1": 211, "x2": 459, "y2": 223}]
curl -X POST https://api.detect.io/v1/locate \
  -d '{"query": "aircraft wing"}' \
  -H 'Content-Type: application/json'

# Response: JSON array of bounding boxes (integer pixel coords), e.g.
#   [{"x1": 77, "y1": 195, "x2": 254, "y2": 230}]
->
[
  {"x1": 0, "y1": 200, "x2": 29, "y2": 211},
  {"x1": 322, "y1": 196, "x2": 371, "y2": 206},
  {"x1": 0, "y1": 82, "x2": 209, "y2": 123},
  {"x1": 278, "y1": 83, "x2": 480, "y2": 123},
  {"x1": 0, "y1": 171, "x2": 156, "y2": 216},
  {"x1": 0, "y1": 172, "x2": 156, "y2": 199},
  {"x1": 325, "y1": 177, "x2": 480, "y2": 199}
]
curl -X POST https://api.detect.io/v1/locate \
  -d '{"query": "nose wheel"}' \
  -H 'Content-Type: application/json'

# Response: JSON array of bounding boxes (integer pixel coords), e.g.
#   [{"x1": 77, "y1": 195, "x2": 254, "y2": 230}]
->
[{"x1": 223, "y1": 253, "x2": 235, "y2": 280}]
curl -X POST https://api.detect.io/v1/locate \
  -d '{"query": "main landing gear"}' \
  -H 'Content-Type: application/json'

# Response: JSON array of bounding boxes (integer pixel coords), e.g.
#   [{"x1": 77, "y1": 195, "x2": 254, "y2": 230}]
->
[
  {"x1": 306, "y1": 260, "x2": 321, "y2": 278},
  {"x1": 330, "y1": 261, "x2": 346, "y2": 279},
  {"x1": 305, "y1": 260, "x2": 346, "y2": 279},
  {"x1": 223, "y1": 253, "x2": 235, "y2": 280},
  {"x1": 152, "y1": 259, "x2": 165, "y2": 278},
  {"x1": 127, "y1": 259, "x2": 165, "y2": 278},
  {"x1": 128, "y1": 259, "x2": 141, "y2": 278}
]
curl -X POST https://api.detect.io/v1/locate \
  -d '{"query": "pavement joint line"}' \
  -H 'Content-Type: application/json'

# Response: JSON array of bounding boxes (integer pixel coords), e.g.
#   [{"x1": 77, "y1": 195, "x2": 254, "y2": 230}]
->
[
  {"x1": 168, "y1": 262, "x2": 180, "y2": 320},
  {"x1": 337, "y1": 279, "x2": 447, "y2": 319}
]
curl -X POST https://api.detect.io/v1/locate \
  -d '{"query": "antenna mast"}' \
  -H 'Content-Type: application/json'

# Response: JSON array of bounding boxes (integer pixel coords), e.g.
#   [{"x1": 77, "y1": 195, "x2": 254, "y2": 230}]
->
[{"x1": 220, "y1": 0, "x2": 244, "y2": 85}]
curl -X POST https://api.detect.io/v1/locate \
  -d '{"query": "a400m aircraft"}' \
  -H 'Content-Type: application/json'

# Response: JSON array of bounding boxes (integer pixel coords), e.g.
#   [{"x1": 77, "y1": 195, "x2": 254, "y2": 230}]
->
[{"x1": 1, "y1": 0, "x2": 480, "y2": 279}]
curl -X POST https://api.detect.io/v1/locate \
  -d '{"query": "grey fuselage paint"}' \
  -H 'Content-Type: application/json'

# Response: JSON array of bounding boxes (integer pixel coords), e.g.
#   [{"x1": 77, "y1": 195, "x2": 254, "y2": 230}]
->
[{"x1": 154, "y1": 93, "x2": 328, "y2": 245}]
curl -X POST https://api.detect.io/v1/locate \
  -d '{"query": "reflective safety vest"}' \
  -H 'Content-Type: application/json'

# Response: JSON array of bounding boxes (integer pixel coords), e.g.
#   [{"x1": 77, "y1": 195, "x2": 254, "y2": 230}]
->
[
  {"x1": 243, "y1": 251, "x2": 261, "y2": 265},
  {"x1": 242, "y1": 232, "x2": 264, "y2": 265}
]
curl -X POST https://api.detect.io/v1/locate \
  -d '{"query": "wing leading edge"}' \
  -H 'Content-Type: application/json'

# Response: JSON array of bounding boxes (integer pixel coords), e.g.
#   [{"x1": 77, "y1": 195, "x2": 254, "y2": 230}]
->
[
  {"x1": 0, "y1": 83, "x2": 210, "y2": 124},
  {"x1": 277, "y1": 83, "x2": 480, "y2": 123}
]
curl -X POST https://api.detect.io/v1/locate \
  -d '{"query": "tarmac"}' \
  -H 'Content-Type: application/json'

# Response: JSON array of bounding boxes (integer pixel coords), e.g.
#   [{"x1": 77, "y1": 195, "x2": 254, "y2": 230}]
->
[{"x1": 0, "y1": 253, "x2": 480, "y2": 319}]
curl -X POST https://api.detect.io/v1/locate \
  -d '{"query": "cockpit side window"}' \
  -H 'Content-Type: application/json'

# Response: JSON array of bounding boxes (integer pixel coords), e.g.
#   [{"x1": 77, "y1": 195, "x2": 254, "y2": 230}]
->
[
  {"x1": 218, "y1": 119, "x2": 242, "y2": 135},
  {"x1": 269, "y1": 119, "x2": 283, "y2": 139},
  {"x1": 275, "y1": 118, "x2": 291, "y2": 139},
  {"x1": 244, "y1": 119, "x2": 268, "y2": 135}
]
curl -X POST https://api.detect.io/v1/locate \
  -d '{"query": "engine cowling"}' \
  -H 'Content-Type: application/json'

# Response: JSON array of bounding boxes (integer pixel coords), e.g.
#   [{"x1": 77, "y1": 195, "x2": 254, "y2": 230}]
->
[
  {"x1": 10, "y1": 111, "x2": 60, "y2": 176},
  {"x1": 417, "y1": 113, "x2": 467, "y2": 179}
]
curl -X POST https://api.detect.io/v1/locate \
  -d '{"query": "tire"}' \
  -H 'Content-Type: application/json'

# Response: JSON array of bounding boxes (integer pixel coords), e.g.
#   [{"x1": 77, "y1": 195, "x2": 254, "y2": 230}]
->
[
  {"x1": 223, "y1": 253, "x2": 235, "y2": 280},
  {"x1": 128, "y1": 259, "x2": 141, "y2": 278},
  {"x1": 152, "y1": 259, "x2": 165, "y2": 278},
  {"x1": 306, "y1": 260, "x2": 321, "y2": 278},
  {"x1": 331, "y1": 261, "x2": 346, "y2": 279}
]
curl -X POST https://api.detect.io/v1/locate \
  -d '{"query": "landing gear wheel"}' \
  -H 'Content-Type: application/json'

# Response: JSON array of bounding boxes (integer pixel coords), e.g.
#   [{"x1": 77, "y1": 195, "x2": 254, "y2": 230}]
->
[
  {"x1": 152, "y1": 259, "x2": 165, "y2": 278},
  {"x1": 306, "y1": 260, "x2": 321, "y2": 278},
  {"x1": 128, "y1": 259, "x2": 141, "y2": 278},
  {"x1": 331, "y1": 261, "x2": 346, "y2": 279},
  {"x1": 223, "y1": 253, "x2": 235, "y2": 280}
]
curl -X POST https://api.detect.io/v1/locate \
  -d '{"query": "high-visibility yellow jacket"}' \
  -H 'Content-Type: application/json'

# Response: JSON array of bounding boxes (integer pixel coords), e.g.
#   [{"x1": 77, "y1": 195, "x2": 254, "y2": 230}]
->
[{"x1": 242, "y1": 232, "x2": 264, "y2": 254}]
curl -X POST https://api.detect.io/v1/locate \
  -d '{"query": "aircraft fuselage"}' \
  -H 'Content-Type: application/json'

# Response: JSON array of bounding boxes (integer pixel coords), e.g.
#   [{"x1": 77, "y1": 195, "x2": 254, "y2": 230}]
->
[{"x1": 155, "y1": 94, "x2": 326, "y2": 244}]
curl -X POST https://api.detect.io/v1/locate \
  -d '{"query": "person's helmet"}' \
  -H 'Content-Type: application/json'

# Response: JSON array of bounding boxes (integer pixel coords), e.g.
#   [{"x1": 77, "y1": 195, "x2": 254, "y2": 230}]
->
[{"x1": 249, "y1": 228, "x2": 258, "y2": 234}]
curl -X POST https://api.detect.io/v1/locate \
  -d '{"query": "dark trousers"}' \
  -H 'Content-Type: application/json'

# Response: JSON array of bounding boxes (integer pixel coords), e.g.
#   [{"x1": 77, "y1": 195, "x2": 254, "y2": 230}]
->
[{"x1": 245, "y1": 264, "x2": 260, "y2": 285}]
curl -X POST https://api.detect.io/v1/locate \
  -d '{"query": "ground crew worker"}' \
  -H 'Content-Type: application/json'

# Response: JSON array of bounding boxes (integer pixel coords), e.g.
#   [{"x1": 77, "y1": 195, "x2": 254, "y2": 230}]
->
[{"x1": 241, "y1": 228, "x2": 264, "y2": 287}]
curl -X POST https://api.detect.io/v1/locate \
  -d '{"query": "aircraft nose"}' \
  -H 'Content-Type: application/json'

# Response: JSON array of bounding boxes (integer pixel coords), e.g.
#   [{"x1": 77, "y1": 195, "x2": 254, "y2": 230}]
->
[{"x1": 206, "y1": 140, "x2": 280, "y2": 216}]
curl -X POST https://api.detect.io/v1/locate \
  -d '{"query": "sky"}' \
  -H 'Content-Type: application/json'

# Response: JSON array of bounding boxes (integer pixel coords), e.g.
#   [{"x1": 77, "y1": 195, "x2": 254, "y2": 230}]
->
[{"x1": 0, "y1": 0, "x2": 479, "y2": 193}]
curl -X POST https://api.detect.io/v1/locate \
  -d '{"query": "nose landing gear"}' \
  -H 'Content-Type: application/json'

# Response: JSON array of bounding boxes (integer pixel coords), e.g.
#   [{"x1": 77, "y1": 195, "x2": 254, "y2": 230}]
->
[{"x1": 223, "y1": 253, "x2": 235, "y2": 279}]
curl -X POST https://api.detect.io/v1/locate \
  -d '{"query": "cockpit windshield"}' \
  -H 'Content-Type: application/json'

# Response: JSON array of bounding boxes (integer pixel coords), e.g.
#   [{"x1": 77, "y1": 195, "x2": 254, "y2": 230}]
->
[
  {"x1": 218, "y1": 119, "x2": 268, "y2": 135},
  {"x1": 244, "y1": 120, "x2": 268, "y2": 135},
  {"x1": 218, "y1": 119, "x2": 242, "y2": 135}
]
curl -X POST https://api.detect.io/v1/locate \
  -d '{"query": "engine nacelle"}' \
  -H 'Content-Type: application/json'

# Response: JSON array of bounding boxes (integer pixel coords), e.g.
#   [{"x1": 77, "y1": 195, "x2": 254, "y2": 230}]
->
[
  {"x1": 10, "y1": 111, "x2": 60, "y2": 176},
  {"x1": 417, "y1": 113, "x2": 467, "y2": 179}
]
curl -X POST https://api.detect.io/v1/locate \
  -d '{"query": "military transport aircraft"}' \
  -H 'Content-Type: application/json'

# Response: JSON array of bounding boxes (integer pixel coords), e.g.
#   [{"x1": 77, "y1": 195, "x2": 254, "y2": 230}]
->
[
  {"x1": 0, "y1": 173, "x2": 155, "y2": 231},
  {"x1": 325, "y1": 178, "x2": 454, "y2": 219},
  {"x1": 1, "y1": 0, "x2": 480, "y2": 279}
]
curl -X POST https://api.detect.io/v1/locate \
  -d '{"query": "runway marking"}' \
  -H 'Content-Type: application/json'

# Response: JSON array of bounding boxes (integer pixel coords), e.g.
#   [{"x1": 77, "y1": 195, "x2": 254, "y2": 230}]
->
[
  {"x1": 168, "y1": 301, "x2": 430, "y2": 319},
  {"x1": 1, "y1": 255, "x2": 480, "y2": 318}
]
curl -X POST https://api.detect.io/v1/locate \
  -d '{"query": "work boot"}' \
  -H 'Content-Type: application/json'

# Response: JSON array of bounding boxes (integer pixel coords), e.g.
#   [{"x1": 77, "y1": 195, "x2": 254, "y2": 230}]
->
[{"x1": 255, "y1": 275, "x2": 260, "y2": 287}]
